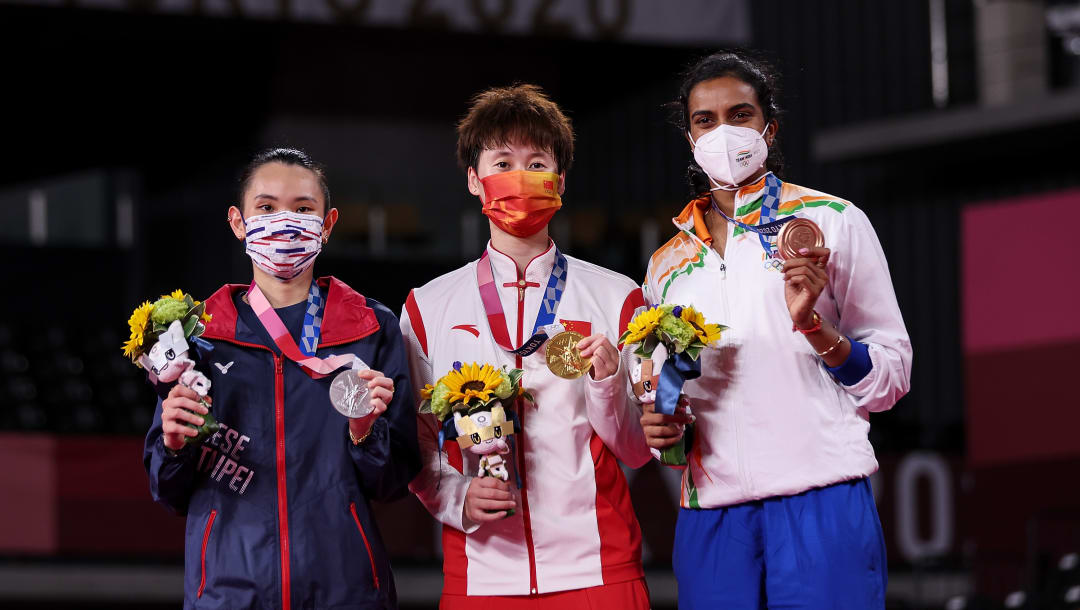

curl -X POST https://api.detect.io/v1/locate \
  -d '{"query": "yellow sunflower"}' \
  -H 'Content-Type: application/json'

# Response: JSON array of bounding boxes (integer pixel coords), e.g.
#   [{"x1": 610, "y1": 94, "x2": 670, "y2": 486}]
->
[
  {"x1": 420, "y1": 384, "x2": 434, "y2": 401},
  {"x1": 122, "y1": 301, "x2": 154, "y2": 360},
  {"x1": 189, "y1": 298, "x2": 213, "y2": 324},
  {"x1": 680, "y1": 305, "x2": 724, "y2": 345},
  {"x1": 443, "y1": 362, "x2": 503, "y2": 406},
  {"x1": 161, "y1": 289, "x2": 186, "y2": 300},
  {"x1": 623, "y1": 307, "x2": 664, "y2": 344}
]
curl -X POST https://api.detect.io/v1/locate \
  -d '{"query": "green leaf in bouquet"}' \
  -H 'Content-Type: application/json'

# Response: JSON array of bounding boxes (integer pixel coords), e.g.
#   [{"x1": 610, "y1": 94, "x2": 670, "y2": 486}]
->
[
  {"x1": 192, "y1": 321, "x2": 206, "y2": 338},
  {"x1": 507, "y1": 368, "x2": 524, "y2": 386},
  {"x1": 185, "y1": 301, "x2": 206, "y2": 323},
  {"x1": 685, "y1": 343, "x2": 704, "y2": 361},
  {"x1": 617, "y1": 329, "x2": 631, "y2": 345},
  {"x1": 153, "y1": 322, "x2": 168, "y2": 333},
  {"x1": 418, "y1": 400, "x2": 432, "y2": 414},
  {"x1": 182, "y1": 316, "x2": 198, "y2": 338},
  {"x1": 521, "y1": 391, "x2": 534, "y2": 403},
  {"x1": 643, "y1": 332, "x2": 660, "y2": 353},
  {"x1": 183, "y1": 294, "x2": 196, "y2": 310}
]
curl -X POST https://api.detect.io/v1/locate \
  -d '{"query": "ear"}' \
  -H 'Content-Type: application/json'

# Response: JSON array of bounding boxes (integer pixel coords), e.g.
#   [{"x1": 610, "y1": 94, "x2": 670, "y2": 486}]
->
[
  {"x1": 321, "y1": 208, "x2": 339, "y2": 243},
  {"x1": 765, "y1": 119, "x2": 778, "y2": 148},
  {"x1": 467, "y1": 167, "x2": 484, "y2": 199},
  {"x1": 167, "y1": 319, "x2": 187, "y2": 342},
  {"x1": 228, "y1": 205, "x2": 246, "y2": 241},
  {"x1": 557, "y1": 171, "x2": 567, "y2": 196},
  {"x1": 685, "y1": 131, "x2": 695, "y2": 153}
]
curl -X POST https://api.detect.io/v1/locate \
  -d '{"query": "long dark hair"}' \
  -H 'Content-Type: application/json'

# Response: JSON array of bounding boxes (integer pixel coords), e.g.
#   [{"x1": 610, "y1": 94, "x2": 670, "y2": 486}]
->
[{"x1": 667, "y1": 50, "x2": 785, "y2": 197}]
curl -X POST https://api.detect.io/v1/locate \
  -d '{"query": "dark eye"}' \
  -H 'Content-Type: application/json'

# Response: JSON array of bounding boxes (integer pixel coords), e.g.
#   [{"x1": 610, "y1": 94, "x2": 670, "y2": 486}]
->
[
  {"x1": 528, "y1": 162, "x2": 547, "y2": 170},
  {"x1": 470, "y1": 433, "x2": 481, "y2": 444},
  {"x1": 165, "y1": 349, "x2": 175, "y2": 360},
  {"x1": 494, "y1": 161, "x2": 510, "y2": 169},
  {"x1": 493, "y1": 426, "x2": 502, "y2": 438},
  {"x1": 257, "y1": 204, "x2": 273, "y2": 212}
]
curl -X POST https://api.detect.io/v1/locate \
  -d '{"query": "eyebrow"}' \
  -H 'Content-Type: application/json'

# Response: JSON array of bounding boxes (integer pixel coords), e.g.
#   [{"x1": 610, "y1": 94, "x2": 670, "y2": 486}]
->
[{"x1": 254, "y1": 194, "x2": 278, "y2": 200}]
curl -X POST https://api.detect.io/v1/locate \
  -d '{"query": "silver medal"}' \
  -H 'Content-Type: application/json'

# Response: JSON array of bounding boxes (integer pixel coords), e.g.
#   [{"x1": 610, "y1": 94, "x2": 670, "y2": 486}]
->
[{"x1": 329, "y1": 360, "x2": 373, "y2": 419}]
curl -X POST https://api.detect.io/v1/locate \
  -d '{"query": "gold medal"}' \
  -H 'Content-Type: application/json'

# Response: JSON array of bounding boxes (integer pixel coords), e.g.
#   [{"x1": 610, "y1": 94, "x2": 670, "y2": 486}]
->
[{"x1": 545, "y1": 331, "x2": 592, "y2": 379}]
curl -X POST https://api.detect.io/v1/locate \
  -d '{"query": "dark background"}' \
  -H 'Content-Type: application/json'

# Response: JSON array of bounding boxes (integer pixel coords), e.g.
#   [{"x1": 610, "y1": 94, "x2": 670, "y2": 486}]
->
[{"x1": 2, "y1": 0, "x2": 1080, "y2": 608}]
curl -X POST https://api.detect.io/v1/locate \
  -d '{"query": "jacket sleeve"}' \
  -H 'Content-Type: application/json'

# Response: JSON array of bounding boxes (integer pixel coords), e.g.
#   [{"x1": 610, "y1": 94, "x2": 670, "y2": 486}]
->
[
  {"x1": 827, "y1": 205, "x2": 913, "y2": 412},
  {"x1": 399, "y1": 293, "x2": 480, "y2": 534},
  {"x1": 143, "y1": 396, "x2": 199, "y2": 515},
  {"x1": 583, "y1": 285, "x2": 651, "y2": 468},
  {"x1": 348, "y1": 306, "x2": 422, "y2": 502}
]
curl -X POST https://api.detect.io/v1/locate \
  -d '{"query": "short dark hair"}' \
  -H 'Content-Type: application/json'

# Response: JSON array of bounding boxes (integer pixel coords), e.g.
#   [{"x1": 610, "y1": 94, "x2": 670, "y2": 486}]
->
[
  {"x1": 667, "y1": 50, "x2": 785, "y2": 196},
  {"x1": 456, "y1": 84, "x2": 574, "y2": 173},
  {"x1": 238, "y1": 148, "x2": 330, "y2": 209}
]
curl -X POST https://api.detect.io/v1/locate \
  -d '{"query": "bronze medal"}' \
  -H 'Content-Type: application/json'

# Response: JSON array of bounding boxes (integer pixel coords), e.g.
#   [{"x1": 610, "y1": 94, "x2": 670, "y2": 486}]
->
[
  {"x1": 545, "y1": 331, "x2": 592, "y2": 380},
  {"x1": 775, "y1": 218, "x2": 825, "y2": 260}
]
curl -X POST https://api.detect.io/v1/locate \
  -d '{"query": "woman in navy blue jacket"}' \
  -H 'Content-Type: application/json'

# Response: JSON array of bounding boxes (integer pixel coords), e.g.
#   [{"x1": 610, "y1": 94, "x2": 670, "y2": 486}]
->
[{"x1": 143, "y1": 148, "x2": 420, "y2": 609}]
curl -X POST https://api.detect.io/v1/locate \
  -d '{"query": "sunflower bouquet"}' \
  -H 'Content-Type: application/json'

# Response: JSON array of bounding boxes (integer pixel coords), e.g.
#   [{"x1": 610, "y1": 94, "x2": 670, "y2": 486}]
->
[
  {"x1": 123, "y1": 290, "x2": 212, "y2": 364},
  {"x1": 122, "y1": 289, "x2": 219, "y2": 444},
  {"x1": 420, "y1": 362, "x2": 532, "y2": 490},
  {"x1": 619, "y1": 304, "x2": 725, "y2": 362},
  {"x1": 620, "y1": 305, "x2": 724, "y2": 465}
]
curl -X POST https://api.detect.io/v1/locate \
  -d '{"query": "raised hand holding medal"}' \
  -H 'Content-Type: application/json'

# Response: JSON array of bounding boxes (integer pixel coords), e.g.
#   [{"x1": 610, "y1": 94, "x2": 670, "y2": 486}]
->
[{"x1": 246, "y1": 281, "x2": 392, "y2": 427}]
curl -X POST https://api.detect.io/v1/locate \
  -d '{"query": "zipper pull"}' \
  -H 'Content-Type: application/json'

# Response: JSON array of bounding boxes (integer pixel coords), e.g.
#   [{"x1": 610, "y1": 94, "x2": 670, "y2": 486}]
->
[
  {"x1": 275, "y1": 356, "x2": 283, "y2": 374},
  {"x1": 517, "y1": 279, "x2": 526, "y2": 303}
]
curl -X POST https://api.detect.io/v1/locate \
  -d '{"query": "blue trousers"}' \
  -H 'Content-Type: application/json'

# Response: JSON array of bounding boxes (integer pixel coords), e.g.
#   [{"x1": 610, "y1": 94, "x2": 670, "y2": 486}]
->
[{"x1": 673, "y1": 478, "x2": 886, "y2": 609}]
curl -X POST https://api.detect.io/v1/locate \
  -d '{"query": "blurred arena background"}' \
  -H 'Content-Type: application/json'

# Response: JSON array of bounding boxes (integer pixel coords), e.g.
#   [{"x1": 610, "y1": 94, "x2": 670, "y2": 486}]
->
[{"x1": 2, "y1": 0, "x2": 1080, "y2": 608}]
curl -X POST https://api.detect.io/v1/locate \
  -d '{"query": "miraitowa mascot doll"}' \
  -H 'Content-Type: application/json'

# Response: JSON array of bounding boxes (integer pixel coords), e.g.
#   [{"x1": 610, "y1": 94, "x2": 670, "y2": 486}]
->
[
  {"x1": 420, "y1": 362, "x2": 530, "y2": 509},
  {"x1": 123, "y1": 290, "x2": 220, "y2": 443}
]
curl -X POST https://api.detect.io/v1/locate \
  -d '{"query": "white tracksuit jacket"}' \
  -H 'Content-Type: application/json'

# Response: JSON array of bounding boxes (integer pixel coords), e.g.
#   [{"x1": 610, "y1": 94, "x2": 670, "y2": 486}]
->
[
  {"x1": 643, "y1": 174, "x2": 912, "y2": 510},
  {"x1": 401, "y1": 241, "x2": 651, "y2": 596}
]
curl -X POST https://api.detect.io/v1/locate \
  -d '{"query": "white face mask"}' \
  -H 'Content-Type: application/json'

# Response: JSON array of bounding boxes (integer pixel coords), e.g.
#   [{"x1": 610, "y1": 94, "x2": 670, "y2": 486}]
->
[
  {"x1": 690, "y1": 124, "x2": 770, "y2": 191},
  {"x1": 243, "y1": 210, "x2": 325, "y2": 280}
]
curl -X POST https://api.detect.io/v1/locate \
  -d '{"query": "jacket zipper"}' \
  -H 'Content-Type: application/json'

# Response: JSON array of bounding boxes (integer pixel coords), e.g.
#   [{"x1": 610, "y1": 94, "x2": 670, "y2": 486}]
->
[
  {"x1": 199, "y1": 309, "x2": 376, "y2": 609},
  {"x1": 197, "y1": 509, "x2": 217, "y2": 599},
  {"x1": 274, "y1": 355, "x2": 292, "y2": 610},
  {"x1": 196, "y1": 336, "x2": 296, "y2": 608},
  {"x1": 513, "y1": 270, "x2": 540, "y2": 596},
  {"x1": 713, "y1": 224, "x2": 752, "y2": 498},
  {"x1": 349, "y1": 502, "x2": 381, "y2": 590}
]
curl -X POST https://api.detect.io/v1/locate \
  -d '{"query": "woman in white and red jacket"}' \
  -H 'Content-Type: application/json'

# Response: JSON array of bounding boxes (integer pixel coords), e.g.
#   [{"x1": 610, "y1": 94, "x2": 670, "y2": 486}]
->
[
  {"x1": 401, "y1": 84, "x2": 652, "y2": 609},
  {"x1": 640, "y1": 52, "x2": 912, "y2": 609}
]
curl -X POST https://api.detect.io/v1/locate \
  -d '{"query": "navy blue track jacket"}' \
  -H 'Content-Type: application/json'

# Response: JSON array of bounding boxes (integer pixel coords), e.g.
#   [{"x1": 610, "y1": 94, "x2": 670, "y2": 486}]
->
[{"x1": 143, "y1": 276, "x2": 420, "y2": 609}]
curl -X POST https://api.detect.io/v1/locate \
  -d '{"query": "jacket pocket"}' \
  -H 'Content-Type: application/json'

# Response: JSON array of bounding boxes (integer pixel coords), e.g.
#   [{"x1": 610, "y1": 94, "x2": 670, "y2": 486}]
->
[
  {"x1": 197, "y1": 509, "x2": 218, "y2": 599},
  {"x1": 348, "y1": 502, "x2": 380, "y2": 590}
]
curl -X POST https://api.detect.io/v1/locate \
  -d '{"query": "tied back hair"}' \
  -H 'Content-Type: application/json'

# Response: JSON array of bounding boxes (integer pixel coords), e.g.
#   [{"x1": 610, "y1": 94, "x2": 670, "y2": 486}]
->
[{"x1": 665, "y1": 49, "x2": 785, "y2": 198}]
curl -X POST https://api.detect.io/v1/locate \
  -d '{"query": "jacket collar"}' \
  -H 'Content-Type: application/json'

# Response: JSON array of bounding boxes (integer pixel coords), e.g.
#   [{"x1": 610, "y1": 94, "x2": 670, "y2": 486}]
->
[
  {"x1": 485, "y1": 239, "x2": 557, "y2": 286},
  {"x1": 201, "y1": 276, "x2": 379, "y2": 346},
  {"x1": 672, "y1": 173, "x2": 777, "y2": 245}
]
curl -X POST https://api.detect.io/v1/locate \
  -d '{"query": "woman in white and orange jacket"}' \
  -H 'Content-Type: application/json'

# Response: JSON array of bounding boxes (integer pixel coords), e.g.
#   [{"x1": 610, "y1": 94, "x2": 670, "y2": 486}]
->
[{"x1": 639, "y1": 51, "x2": 912, "y2": 609}]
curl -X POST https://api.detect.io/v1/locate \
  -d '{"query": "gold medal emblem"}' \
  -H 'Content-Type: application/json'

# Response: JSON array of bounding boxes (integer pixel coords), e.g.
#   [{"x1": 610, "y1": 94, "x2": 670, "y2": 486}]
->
[{"x1": 545, "y1": 331, "x2": 592, "y2": 379}]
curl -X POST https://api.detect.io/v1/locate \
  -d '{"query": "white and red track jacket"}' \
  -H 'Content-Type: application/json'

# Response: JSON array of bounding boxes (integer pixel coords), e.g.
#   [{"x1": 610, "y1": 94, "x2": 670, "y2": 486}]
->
[{"x1": 400, "y1": 240, "x2": 651, "y2": 597}]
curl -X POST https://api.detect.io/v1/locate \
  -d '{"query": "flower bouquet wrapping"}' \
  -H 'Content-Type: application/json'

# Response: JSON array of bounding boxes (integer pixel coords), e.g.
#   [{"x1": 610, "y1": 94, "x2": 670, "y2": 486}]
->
[
  {"x1": 420, "y1": 362, "x2": 532, "y2": 511},
  {"x1": 620, "y1": 304, "x2": 725, "y2": 464},
  {"x1": 122, "y1": 290, "x2": 220, "y2": 445}
]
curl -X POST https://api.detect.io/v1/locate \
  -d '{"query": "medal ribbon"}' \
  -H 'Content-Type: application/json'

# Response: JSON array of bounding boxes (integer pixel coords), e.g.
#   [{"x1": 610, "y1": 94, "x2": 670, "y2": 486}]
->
[
  {"x1": 476, "y1": 246, "x2": 568, "y2": 358},
  {"x1": 712, "y1": 173, "x2": 790, "y2": 257},
  {"x1": 247, "y1": 281, "x2": 356, "y2": 378}
]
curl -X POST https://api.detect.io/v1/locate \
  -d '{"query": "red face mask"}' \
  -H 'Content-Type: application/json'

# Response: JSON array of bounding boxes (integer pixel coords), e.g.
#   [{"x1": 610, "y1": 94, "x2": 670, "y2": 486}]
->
[{"x1": 479, "y1": 171, "x2": 562, "y2": 238}]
